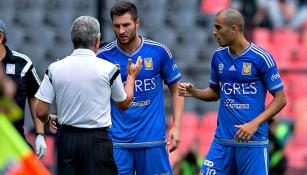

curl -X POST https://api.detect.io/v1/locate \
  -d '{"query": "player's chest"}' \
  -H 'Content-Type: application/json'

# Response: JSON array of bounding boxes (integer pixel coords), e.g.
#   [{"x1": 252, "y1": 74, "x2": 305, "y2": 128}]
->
[
  {"x1": 109, "y1": 54, "x2": 161, "y2": 80},
  {"x1": 216, "y1": 59, "x2": 259, "y2": 83}
]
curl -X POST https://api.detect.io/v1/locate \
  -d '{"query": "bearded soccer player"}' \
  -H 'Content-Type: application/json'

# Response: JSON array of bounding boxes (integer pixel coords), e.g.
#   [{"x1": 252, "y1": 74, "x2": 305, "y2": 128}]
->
[{"x1": 97, "y1": 1, "x2": 184, "y2": 174}]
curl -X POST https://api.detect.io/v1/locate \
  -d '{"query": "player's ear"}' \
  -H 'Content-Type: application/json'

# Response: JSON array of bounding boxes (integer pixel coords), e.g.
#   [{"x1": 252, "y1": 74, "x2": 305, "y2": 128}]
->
[
  {"x1": 231, "y1": 24, "x2": 239, "y2": 33},
  {"x1": 135, "y1": 18, "x2": 140, "y2": 28}
]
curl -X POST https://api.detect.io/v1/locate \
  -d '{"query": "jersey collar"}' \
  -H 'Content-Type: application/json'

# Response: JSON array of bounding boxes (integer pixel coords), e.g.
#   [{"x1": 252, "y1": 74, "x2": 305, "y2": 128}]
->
[
  {"x1": 71, "y1": 48, "x2": 96, "y2": 57},
  {"x1": 227, "y1": 42, "x2": 252, "y2": 59},
  {"x1": 115, "y1": 35, "x2": 144, "y2": 57}
]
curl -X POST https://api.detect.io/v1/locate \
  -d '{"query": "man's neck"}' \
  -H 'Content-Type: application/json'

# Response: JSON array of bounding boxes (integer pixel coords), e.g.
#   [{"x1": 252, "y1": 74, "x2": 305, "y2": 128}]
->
[
  {"x1": 118, "y1": 35, "x2": 141, "y2": 54},
  {"x1": 229, "y1": 36, "x2": 249, "y2": 56},
  {"x1": 0, "y1": 44, "x2": 7, "y2": 61}
]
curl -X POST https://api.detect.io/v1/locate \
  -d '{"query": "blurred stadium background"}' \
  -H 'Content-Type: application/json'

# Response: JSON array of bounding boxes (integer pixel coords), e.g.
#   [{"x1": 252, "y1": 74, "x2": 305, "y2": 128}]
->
[{"x1": 1, "y1": 0, "x2": 307, "y2": 174}]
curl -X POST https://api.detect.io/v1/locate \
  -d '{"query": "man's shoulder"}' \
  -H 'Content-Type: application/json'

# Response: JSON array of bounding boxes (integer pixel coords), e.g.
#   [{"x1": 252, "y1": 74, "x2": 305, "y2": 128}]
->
[
  {"x1": 11, "y1": 50, "x2": 33, "y2": 65},
  {"x1": 143, "y1": 38, "x2": 173, "y2": 57},
  {"x1": 143, "y1": 38, "x2": 167, "y2": 49},
  {"x1": 97, "y1": 41, "x2": 117, "y2": 56}
]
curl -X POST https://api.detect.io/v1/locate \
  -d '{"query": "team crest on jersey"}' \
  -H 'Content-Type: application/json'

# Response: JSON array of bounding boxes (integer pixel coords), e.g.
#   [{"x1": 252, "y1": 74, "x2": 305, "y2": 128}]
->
[
  {"x1": 144, "y1": 57, "x2": 153, "y2": 70},
  {"x1": 242, "y1": 62, "x2": 251, "y2": 75},
  {"x1": 6, "y1": 64, "x2": 15, "y2": 75}
]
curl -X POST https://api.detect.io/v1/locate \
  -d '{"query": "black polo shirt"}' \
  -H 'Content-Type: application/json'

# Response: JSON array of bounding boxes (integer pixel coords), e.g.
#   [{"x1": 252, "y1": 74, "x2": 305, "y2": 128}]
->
[{"x1": 2, "y1": 45, "x2": 41, "y2": 137}]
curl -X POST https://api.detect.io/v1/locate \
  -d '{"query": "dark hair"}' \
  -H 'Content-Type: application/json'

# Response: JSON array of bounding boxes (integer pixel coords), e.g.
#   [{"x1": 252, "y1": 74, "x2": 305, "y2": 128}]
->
[{"x1": 110, "y1": 1, "x2": 138, "y2": 21}]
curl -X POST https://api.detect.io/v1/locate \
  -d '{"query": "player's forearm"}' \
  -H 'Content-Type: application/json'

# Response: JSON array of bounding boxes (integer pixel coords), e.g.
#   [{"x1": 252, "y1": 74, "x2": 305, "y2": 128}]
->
[
  {"x1": 121, "y1": 75, "x2": 135, "y2": 109},
  {"x1": 252, "y1": 90, "x2": 287, "y2": 126},
  {"x1": 29, "y1": 97, "x2": 44, "y2": 133},
  {"x1": 171, "y1": 92, "x2": 184, "y2": 129},
  {"x1": 35, "y1": 99, "x2": 51, "y2": 124},
  {"x1": 192, "y1": 87, "x2": 219, "y2": 102}
]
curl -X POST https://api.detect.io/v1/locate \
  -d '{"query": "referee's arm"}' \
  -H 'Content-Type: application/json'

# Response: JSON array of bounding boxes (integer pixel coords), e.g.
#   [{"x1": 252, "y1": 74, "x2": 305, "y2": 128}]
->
[{"x1": 36, "y1": 100, "x2": 51, "y2": 124}]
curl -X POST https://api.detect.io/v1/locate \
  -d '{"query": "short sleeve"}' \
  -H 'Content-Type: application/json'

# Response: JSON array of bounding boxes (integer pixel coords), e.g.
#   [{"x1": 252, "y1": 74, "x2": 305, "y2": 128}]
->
[
  {"x1": 209, "y1": 53, "x2": 220, "y2": 90},
  {"x1": 35, "y1": 70, "x2": 55, "y2": 104},
  {"x1": 110, "y1": 66, "x2": 127, "y2": 102},
  {"x1": 256, "y1": 52, "x2": 283, "y2": 94},
  {"x1": 160, "y1": 46, "x2": 181, "y2": 84},
  {"x1": 25, "y1": 65, "x2": 41, "y2": 98}
]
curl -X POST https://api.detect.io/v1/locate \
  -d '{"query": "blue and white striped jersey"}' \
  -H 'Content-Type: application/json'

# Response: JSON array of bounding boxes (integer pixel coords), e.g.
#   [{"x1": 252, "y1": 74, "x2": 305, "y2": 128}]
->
[
  {"x1": 97, "y1": 36, "x2": 181, "y2": 148},
  {"x1": 210, "y1": 43, "x2": 283, "y2": 147}
]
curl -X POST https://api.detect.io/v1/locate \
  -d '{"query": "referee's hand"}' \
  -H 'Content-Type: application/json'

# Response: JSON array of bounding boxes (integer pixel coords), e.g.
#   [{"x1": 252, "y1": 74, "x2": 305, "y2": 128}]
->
[{"x1": 48, "y1": 114, "x2": 58, "y2": 134}]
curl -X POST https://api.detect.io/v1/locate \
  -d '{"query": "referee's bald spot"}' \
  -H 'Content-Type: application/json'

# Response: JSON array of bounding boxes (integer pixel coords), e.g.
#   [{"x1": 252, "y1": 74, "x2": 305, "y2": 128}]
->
[{"x1": 216, "y1": 8, "x2": 244, "y2": 32}]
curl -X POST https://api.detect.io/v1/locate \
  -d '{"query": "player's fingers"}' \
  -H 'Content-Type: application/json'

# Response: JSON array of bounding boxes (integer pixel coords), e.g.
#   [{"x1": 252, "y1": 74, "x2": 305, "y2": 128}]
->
[
  {"x1": 186, "y1": 83, "x2": 193, "y2": 88},
  {"x1": 246, "y1": 134, "x2": 252, "y2": 142},
  {"x1": 178, "y1": 83, "x2": 186, "y2": 88},
  {"x1": 127, "y1": 58, "x2": 132, "y2": 67},
  {"x1": 234, "y1": 129, "x2": 243, "y2": 141},
  {"x1": 169, "y1": 145, "x2": 176, "y2": 153},
  {"x1": 238, "y1": 131, "x2": 247, "y2": 142},
  {"x1": 136, "y1": 56, "x2": 142, "y2": 66},
  {"x1": 234, "y1": 124, "x2": 241, "y2": 128}
]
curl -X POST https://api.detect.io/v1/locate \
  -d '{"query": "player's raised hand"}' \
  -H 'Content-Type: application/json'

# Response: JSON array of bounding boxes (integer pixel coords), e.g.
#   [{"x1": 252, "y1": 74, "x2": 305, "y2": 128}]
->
[
  {"x1": 127, "y1": 56, "x2": 142, "y2": 78},
  {"x1": 177, "y1": 83, "x2": 195, "y2": 97}
]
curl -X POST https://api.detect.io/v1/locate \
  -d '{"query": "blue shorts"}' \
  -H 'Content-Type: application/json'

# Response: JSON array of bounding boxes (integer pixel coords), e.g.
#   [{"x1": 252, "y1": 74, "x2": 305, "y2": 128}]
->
[
  {"x1": 113, "y1": 146, "x2": 172, "y2": 175},
  {"x1": 200, "y1": 140, "x2": 269, "y2": 175}
]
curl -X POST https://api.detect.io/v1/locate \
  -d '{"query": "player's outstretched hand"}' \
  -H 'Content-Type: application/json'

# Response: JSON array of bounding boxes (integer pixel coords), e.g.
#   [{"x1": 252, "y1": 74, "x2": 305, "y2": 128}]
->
[
  {"x1": 127, "y1": 56, "x2": 142, "y2": 78},
  {"x1": 177, "y1": 83, "x2": 195, "y2": 97}
]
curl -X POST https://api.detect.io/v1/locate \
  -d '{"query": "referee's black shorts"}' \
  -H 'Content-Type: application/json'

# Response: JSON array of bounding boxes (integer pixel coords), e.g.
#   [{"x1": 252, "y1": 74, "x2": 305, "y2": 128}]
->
[{"x1": 57, "y1": 125, "x2": 117, "y2": 175}]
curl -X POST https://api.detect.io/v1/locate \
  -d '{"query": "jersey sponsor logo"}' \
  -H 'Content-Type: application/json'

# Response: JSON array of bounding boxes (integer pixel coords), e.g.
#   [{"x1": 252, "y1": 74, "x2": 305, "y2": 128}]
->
[
  {"x1": 228, "y1": 65, "x2": 236, "y2": 71},
  {"x1": 203, "y1": 159, "x2": 214, "y2": 167},
  {"x1": 271, "y1": 73, "x2": 280, "y2": 81},
  {"x1": 135, "y1": 78, "x2": 157, "y2": 92},
  {"x1": 144, "y1": 57, "x2": 153, "y2": 70},
  {"x1": 224, "y1": 99, "x2": 249, "y2": 109},
  {"x1": 6, "y1": 64, "x2": 15, "y2": 75},
  {"x1": 218, "y1": 63, "x2": 224, "y2": 74},
  {"x1": 131, "y1": 99, "x2": 151, "y2": 106},
  {"x1": 172, "y1": 63, "x2": 178, "y2": 70},
  {"x1": 124, "y1": 78, "x2": 157, "y2": 92},
  {"x1": 220, "y1": 82, "x2": 257, "y2": 95},
  {"x1": 242, "y1": 62, "x2": 251, "y2": 75}
]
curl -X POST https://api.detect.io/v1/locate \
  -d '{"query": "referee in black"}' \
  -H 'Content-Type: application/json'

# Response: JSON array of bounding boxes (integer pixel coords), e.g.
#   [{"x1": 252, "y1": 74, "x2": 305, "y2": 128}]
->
[{"x1": 35, "y1": 16, "x2": 142, "y2": 175}]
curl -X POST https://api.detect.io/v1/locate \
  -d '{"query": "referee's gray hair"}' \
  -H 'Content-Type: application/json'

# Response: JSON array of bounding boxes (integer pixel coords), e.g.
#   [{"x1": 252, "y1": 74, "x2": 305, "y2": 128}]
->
[{"x1": 71, "y1": 16, "x2": 100, "y2": 49}]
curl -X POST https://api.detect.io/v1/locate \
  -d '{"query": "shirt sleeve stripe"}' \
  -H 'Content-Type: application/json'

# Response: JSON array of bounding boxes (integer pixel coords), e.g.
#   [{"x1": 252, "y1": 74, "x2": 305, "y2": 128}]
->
[
  {"x1": 251, "y1": 45, "x2": 275, "y2": 67},
  {"x1": 253, "y1": 45, "x2": 275, "y2": 66},
  {"x1": 109, "y1": 68, "x2": 120, "y2": 86},
  {"x1": 251, "y1": 48, "x2": 273, "y2": 68}
]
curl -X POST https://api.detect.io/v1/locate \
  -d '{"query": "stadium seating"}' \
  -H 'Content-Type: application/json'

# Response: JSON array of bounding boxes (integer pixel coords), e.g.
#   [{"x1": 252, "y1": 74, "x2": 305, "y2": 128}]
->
[
  {"x1": 200, "y1": 0, "x2": 230, "y2": 15},
  {"x1": 253, "y1": 27, "x2": 271, "y2": 50}
]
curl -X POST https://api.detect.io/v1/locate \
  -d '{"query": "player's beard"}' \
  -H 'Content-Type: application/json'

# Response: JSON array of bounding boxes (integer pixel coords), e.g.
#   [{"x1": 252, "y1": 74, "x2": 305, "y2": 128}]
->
[{"x1": 116, "y1": 29, "x2": 137, "y2": 45}]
